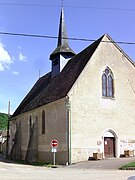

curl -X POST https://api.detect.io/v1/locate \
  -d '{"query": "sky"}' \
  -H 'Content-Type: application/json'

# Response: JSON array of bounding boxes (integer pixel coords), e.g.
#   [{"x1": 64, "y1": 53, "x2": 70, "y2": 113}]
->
[{"x1": 0, "y1": 0, "x2": 135, "y2": 114}]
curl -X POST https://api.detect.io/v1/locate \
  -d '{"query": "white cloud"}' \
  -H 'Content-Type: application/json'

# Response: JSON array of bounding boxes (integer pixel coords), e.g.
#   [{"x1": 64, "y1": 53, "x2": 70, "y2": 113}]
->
[
  {"x1": 12, "y1": 71, "x2": 19, "y2": 75},
  {"x1": 0, "y1": 42, "x2": 13, "y2": 71},
  {"x1": 19, "y1": 52, "x2": 27, "y2": 61}
]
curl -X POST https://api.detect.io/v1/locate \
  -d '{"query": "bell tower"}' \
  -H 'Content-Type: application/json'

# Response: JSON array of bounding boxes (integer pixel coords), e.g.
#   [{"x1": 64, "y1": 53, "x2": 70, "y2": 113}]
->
[{"x1": 49, "y1": 8, "x2": 76, "y2": 78}]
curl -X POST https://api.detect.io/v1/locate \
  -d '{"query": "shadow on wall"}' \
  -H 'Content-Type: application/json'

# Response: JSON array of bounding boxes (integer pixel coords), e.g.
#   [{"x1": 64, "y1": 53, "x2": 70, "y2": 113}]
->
[
  {"x1": 10, "y1": 117, "x2": 38, "y2": 162},
  {"x1": 127, "y1": 176, "x2": 135, "y2": 180},
  {"x1": 25, "y1": 117, "x2": 38, "y2": 162},
  {"x1": 10, "y1": 121, "x2": 21, "y2": 160}
]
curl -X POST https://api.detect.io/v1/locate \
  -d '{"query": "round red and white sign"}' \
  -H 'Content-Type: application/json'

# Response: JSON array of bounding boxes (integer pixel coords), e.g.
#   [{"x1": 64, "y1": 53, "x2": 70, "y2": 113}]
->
[{"x1": 51, "y1": 139, "x2": 59, "y2": 148}]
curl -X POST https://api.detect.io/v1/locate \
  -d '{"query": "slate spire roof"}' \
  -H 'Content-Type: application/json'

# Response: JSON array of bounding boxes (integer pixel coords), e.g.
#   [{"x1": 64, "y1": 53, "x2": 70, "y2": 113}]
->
[
  {"x1": 50, "y1": 8, "x2": 76, "y2": 60},
  {"x1": 11, "y1": 33, "x2": 135, "y2": 118},
  {"x1": 12, "y1": 35, "x2": 103, "y2": 117}
]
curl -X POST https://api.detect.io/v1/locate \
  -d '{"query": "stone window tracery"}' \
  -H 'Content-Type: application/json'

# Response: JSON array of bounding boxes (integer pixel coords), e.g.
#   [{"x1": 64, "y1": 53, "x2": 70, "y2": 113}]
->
[{"x1": 102, "y1": 67, "x2": 114, "y2": 98}]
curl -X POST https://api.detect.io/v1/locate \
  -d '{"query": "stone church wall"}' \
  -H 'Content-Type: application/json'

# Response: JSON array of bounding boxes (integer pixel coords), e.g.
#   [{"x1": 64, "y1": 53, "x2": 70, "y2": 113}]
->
[
  {"x1": 68, "y1": 35, "x2": 135, "y2": 163},
  {"x1": 9, "y1": 98, "x2": 68, "y2": 164}
]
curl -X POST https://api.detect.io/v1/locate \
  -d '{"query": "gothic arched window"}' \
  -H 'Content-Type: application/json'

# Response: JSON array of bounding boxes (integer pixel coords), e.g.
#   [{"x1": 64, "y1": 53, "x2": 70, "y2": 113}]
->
[
  {"x1": 42, "y1": 110, "x2": 45, "y2": 134},
  {"x1": 29, "y1": 115, "x2": 32, "y2": 138},
  {"x1": 102, "y1": 67, "x2": 114, "y2": 98},
  {"x1": 29, "y1": 115, "x2": 32, "y2": 131}
]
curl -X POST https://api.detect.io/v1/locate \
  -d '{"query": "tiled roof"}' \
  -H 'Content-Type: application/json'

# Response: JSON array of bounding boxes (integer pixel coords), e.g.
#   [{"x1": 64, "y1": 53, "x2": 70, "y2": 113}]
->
[{"x1": 12, "y1": 35, "x2": 103, "y2": 117}]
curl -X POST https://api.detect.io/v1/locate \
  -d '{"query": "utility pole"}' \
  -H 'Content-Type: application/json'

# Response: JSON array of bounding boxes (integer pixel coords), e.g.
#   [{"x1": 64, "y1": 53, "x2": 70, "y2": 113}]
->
[{"x1": 6, "y1": 101, "x2": 10, "y2": 158}]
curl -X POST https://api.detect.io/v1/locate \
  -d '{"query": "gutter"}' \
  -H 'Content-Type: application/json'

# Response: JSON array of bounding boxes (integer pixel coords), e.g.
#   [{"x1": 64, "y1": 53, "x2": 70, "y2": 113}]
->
[{"x1": 66, "y1": 96, "x2": 71, "y2": 165}]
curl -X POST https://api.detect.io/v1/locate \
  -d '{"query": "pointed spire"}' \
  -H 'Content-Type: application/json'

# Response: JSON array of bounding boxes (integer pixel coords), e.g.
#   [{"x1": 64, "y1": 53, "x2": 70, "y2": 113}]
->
[
  {"x1": 61, "y1": 0, "x2": 64, "y2": 9},
  {"x1": 50, "y1": 8, "x2": 76, "y2": 60},
  {"x1": 57, "y1": 8, "x2": 68, "y2": 47}
]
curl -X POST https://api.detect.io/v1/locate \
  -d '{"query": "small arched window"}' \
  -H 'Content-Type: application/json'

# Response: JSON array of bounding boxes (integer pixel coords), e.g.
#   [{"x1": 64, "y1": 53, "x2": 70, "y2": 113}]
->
[
  {"x1": 42, "y1": 110, "x2": 45, "y2": 134},
  {"x1": 102, "y1": 67, "x2": 114, "y2": 98},
  {"x1": 29, "y1": 115, "x2": 32, "y2": 136},
  {"x1": 29, "y1": 115, "x2": 32, "y2": 128}
]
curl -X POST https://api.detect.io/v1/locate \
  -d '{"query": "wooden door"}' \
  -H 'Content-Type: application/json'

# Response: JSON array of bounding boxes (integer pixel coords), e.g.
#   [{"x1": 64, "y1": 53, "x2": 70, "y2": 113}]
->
[{"x1": 104, "y1": 137, "x2": 115, "y2": 158}]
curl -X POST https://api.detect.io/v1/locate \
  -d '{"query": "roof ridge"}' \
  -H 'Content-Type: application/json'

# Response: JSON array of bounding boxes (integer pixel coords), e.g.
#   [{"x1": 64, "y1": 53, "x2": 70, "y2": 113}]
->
[
  {"x1": 105, "y1": 34, "x2": 135, "y2": 67},
  {"x1": 12, "y1": 72, "x2": 51, "y2": 117},
  {"x1": 11, "y1": 35, "x2": 107, "y2": 117},
  {"x1": 69, "y1": 34, "x2": 104, "y2": 60}
]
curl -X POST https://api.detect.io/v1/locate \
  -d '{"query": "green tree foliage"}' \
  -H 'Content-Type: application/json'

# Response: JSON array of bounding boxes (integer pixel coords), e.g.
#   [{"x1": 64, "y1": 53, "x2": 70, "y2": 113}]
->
[{"x1": 0, "y1": 113, "x2": 8, "y2": 130}]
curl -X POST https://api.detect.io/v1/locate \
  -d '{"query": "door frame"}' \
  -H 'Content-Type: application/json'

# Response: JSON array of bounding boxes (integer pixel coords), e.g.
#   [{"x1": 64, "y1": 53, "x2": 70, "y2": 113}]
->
[
  {"x1": 102, "y1": 129, "x2": 119, "y2": 158},
  {"x1": 104, "y1": 137, "x2": 115, "y2": 158}
]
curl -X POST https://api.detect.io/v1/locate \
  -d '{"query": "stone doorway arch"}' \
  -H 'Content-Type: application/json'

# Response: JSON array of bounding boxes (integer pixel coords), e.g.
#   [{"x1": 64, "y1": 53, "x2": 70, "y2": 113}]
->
[{"x1": 102, "y1": 129, "x2": 118, "y2": 158}]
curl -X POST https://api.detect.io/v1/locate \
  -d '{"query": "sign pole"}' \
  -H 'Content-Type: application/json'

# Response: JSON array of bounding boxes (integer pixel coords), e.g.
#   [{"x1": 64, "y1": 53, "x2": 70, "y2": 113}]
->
[
  {"x1": 6, "y1": 101, "x2": 10, "y2": 158},
  {"x1": 53, "y1": 151, "x2": 55, "y2": 166},
  {"x1": 51, "y1": 139, "x2": 59, "y2": 167}
]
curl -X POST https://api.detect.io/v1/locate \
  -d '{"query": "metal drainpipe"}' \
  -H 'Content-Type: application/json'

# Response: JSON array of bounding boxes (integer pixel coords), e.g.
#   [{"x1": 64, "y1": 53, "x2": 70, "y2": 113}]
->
[
  {"x1": 66, "y1": 96, "x2": 71, "y2": 165},
  {"x1": 69, "y1": 102, "x2": 71, "y2": 165}
]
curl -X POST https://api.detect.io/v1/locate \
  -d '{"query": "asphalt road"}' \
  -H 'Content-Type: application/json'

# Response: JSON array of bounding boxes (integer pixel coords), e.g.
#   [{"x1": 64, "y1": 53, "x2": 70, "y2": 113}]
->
[
  {"x1": 0, "y1": 155, "x2": 135, "y2": 180},
  {"x1": 67, "y1": 157, "x2": 135, "y2": 170}
]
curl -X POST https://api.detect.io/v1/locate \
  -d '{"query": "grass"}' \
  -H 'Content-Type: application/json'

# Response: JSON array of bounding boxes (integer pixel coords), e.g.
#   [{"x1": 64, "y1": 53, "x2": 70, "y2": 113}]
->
[
  {"x1": 120, "y1": 162, "x2": 135, "y2": 170},
  {"x1": 14, "y1": 160, "x2": 52, "y2": 167}
]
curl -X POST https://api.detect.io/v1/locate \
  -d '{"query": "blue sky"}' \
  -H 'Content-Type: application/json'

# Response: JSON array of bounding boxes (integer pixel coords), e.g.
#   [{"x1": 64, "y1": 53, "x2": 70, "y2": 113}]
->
[{"x1": 0, "y1": 0, "x2": 135, "y2": 114}]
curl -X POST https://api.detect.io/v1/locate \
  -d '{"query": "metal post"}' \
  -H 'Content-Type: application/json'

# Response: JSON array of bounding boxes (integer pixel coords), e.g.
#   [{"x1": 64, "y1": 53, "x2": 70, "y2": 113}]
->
[
  {"x1": 53, "y1": 152, "x2": 56, "y2": 166},
  {"x1": 6, "y1": 119, "x2": 10, "y2": 158},
  {"x1": 6, "y1": 101, "x2": 10, "y2": 158},
  {"x1": 66, "y1": 97, "x2": 69, "y2": 165},
  {"x1": 51, "y1": 146, "x2": 57, "y2": 166},
  {"x1": 66, "y1": 97, "x2": 71, "y2": 165},
  {"x1": 69, "y1": 104, "x2": 71, "y2": 164}
]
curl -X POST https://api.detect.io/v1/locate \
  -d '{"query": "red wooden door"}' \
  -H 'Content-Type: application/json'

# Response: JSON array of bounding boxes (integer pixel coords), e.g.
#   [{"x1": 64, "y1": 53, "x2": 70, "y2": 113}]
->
[{"x1": 104, "y1": 137, "x2": 115, "y2": 158}]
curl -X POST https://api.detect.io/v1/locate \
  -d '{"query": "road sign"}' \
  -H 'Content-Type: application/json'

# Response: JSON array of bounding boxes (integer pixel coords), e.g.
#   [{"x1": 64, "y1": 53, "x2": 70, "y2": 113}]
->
[
  {"x1": 51, "y1": 139, "x2": 58, "y2": 166},
  {"x1": 51, "y1": 139, "x2": 58, "y2": 148},
  {"x1": 51, "y1": 147, "x2": 57, "y2": 153}
]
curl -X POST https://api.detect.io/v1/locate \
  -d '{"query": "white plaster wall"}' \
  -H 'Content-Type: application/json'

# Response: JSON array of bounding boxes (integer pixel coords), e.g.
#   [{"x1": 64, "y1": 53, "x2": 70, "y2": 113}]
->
[
  {"x1": 60, "y1": 54, "x2": 70, "y2": 72},
  {"x1": 68, "y1": 34, "x2": 135, "y2": 163}
]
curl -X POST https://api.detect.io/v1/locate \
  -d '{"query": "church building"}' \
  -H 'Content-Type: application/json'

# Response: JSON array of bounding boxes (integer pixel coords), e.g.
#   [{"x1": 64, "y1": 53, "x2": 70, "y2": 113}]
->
[{"x1": 9, "y1": 8, "x2": 135, "y2": 164}]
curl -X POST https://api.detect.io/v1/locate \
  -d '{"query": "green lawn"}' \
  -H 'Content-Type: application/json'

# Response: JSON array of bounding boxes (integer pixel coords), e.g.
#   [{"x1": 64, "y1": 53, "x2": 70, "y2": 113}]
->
[
  {"x1": 0, "y1": 113, "x2": 8, "y2": 130},
  {"x1": 120, "y1": 162, "x2": 135, "y2": 170}
]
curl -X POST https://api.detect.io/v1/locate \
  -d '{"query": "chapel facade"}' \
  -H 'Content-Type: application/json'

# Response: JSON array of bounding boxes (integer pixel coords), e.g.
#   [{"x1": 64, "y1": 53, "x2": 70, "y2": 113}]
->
[{"x1": 9, "y1": 8, "x2": 135, "y2": 164}]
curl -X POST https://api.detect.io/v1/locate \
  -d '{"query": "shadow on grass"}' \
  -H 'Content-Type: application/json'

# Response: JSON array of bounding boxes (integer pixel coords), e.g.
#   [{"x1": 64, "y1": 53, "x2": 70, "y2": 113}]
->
[
  {"x1": 14, "y1": 159, "x2": 52, "y2": 167},
  {"x1": 0, "y1": 152, "x2": 52, "y2": 167}
]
